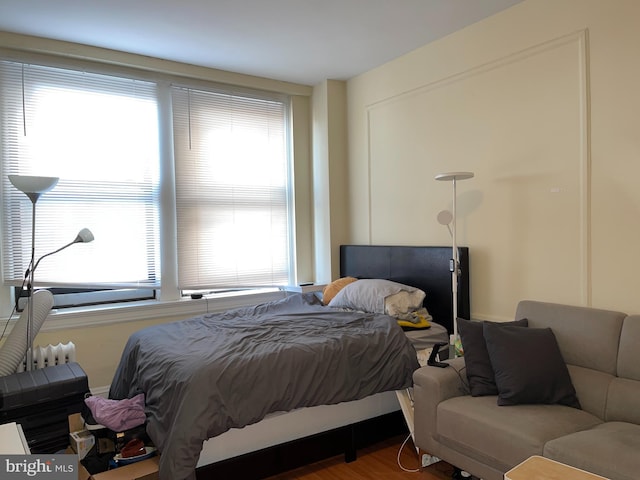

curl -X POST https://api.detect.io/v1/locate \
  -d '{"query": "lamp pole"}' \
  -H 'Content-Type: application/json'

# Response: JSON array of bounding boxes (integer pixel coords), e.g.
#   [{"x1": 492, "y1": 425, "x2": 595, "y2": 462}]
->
[{"x1": 435, "y1": 171, "x2": 473, "y2": 348}]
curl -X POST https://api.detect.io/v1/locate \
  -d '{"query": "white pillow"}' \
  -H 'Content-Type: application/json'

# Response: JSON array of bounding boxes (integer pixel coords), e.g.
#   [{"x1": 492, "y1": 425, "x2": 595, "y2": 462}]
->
[
  {"x1": 328, "y1": 279, "x2": 425, "y2": 315},
  {"x1": 384, "y1": 290, "x2": 426, "y2": 317}
]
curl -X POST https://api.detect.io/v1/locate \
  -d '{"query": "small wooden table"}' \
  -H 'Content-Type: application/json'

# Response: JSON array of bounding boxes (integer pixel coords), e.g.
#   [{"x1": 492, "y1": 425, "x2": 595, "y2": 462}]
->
[{"x1": 505, "y1": 456, "x2": 609, "y2": 480}]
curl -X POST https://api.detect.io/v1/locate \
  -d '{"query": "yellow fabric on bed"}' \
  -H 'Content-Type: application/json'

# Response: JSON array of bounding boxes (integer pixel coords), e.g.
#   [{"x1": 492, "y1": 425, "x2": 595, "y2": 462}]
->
[{"x1": 397, "y1": 317, "x2": 431, "y2": 329}]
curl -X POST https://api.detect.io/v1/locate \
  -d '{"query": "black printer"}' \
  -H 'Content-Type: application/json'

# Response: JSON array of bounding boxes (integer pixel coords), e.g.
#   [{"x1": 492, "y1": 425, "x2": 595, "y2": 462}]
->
[{"x1": 0, "y1": 362, "x2": 89, "y2": 453}]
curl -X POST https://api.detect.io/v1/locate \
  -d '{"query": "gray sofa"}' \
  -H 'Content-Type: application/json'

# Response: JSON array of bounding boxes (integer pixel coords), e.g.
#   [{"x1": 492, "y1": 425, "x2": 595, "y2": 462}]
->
[{"x1": 413, "y1": 300, "x2": 640, "y2": 480}]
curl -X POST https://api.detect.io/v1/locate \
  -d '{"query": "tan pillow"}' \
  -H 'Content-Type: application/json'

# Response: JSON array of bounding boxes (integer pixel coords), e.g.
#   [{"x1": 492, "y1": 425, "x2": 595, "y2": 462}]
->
[{"x1": 322, "y1": 277, "x2": 358, "y2": 305}]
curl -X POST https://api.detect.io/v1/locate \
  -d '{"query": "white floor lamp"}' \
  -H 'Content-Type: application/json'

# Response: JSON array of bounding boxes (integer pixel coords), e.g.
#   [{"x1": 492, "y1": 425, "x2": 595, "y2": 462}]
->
[
  {"x1": 9, "y1": 175, "x2": 58, "y2": 371},
  {"x1": 8, "y1": 174, "x2": 94, "y2": 372},
  {"x1": 435, "y1": 171, "x2": 474, "y2": 350}
]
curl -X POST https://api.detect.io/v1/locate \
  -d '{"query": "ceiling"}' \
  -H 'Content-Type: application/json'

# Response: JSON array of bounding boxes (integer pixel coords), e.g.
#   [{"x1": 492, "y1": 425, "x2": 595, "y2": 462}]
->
[{"x1": 0, "y1": 0, "x2": 524, "y2": 86}]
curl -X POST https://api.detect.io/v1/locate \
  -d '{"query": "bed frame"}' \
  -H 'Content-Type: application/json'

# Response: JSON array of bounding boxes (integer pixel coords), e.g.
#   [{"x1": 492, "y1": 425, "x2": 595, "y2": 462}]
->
[{"x1": 195, "y1": 245, "x2": 470, "y2": 479}]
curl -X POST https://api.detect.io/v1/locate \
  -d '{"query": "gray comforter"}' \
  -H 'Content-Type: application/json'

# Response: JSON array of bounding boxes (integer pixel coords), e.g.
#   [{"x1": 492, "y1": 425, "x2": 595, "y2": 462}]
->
[{"x1": 109, "y1": 293, "x2": 419, "y2": 480}]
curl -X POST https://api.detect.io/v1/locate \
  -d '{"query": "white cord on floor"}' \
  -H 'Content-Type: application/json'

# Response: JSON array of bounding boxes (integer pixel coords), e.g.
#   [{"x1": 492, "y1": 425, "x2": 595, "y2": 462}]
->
[{"x1": 396, "y1": 432, "x2": 421, "y2": 473}]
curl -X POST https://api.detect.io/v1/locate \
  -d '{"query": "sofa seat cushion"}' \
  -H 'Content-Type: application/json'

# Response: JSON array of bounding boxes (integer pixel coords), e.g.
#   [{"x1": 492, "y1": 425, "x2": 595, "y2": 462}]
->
[
  {"x1": 437, "y1": 395, "x2": 602, "y2": 472},
  {"x1": 544, "y1": 422, "x2": 640, "y2": 480}
]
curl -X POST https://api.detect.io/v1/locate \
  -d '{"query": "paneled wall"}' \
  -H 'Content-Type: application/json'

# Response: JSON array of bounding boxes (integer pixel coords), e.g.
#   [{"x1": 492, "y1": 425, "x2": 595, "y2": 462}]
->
[{"x1": 346, "y1": 0, "x2": 640, "y2": 320}]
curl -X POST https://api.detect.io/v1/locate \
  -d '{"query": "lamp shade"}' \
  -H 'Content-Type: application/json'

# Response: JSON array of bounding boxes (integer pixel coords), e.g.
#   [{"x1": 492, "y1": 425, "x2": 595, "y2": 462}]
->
[
  {"x1": 434, "y1": 172, "x2": 474, "y2": 182},
  {"x1": 8, "y1": 175, "x2": 59, "y2": 194},
  {"x1": 75, "y1": 228, "x2": 94, "y2": 244},
  {"x1": 437, "y1": 210, "x2": 453, "y2": 226}
]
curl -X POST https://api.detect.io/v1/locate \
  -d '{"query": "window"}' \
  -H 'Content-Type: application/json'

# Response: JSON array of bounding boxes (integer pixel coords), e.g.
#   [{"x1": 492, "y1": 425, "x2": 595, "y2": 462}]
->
[
  {"x1": 172, "y1": 86, "x2": 292, "y2": 289},
  {"x1": 1, "y1": 61, "x2": 161, "y2": 298},
  {"x1": 0, "y1": 58, "x2": 294, "y2": 313}
]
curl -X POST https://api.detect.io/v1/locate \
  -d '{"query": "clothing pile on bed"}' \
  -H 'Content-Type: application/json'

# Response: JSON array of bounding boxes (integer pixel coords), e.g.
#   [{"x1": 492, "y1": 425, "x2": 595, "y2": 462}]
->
[
  {"x1": 322, "y1": 277, "x2": 449, "y2": 357},
  {"x1": 322, "y1": 277, "x2": 433, "y2": 328}
]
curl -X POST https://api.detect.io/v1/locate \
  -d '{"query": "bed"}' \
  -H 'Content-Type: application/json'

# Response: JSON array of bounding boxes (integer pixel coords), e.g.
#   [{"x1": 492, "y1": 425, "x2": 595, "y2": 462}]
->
[{"x1": 109, "y1": 245, "x2": 470, "y2": 480}]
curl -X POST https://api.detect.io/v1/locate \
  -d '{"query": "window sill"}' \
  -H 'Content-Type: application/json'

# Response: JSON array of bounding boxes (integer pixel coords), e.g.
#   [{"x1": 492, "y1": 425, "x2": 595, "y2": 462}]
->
[{"x1": 39, "y1": 288, "x2": 285, "y2": 332}]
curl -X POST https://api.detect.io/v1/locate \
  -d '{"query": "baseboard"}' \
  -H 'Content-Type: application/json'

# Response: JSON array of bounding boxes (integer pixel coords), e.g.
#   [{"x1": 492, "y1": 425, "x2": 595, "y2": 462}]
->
[{"x1": 195, "y1": 410, "x2": 407, "y2": 480}]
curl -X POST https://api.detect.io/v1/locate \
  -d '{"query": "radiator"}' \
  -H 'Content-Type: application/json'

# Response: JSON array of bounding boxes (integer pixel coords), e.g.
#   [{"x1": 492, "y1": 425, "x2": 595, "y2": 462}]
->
[{"x1": 18, "y1": 342, "x2": 77, "y2": 372}]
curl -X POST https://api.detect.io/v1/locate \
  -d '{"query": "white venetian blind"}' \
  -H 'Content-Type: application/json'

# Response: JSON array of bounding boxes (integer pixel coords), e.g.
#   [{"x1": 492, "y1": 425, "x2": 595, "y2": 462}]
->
[
  {"x1": 172, "y1": 85, "x2": 291, "y2": 289},
  {"x1": 0, "y1": 60, "x2": 161, "y2": 288}
]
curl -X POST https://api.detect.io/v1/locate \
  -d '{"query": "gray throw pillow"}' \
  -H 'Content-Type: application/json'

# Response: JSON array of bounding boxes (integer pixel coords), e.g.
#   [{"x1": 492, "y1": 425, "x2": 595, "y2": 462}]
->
[
  {"x1": 457, "y1": 318, "x2": 528, "y2": 396},
  {"x1": 483, "y1": 323, "x2": 581, "y2": 408}
]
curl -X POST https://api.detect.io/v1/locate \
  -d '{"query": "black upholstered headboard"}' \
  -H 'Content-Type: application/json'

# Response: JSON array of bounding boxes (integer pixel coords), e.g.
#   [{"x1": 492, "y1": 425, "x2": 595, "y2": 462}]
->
[{"x1": 339, "y1": 245, "x2": 470, "y2": 334}]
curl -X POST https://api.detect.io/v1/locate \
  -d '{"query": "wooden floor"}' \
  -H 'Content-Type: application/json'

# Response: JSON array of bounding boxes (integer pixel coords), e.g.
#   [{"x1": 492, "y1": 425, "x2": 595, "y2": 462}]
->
[{"x1": 264, "y1": 434, "x2": 457, "y2": 480}]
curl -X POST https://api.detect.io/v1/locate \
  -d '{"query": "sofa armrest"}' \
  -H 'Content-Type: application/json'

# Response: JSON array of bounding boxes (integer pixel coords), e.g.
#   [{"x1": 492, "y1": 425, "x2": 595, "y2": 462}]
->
[{"x1": 413, "y1": 356, "x2": 468, "y2": 453}]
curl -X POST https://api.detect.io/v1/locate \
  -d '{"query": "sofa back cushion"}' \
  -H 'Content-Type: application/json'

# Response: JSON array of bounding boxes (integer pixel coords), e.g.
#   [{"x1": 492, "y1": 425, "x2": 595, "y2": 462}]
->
[
  {"x1": 607, "y1": 378, "x2": 640, "y2": 423},
  {"x1": 567, "y1": 365, "x2": 614, "y2": 419},
  {"x1": 606, "y1": 315, "x2": 640, "y2": 423},
  {"x1": 515, "y1": 301, "x2": 626, "y2": 419},
  {"x1": 515, "y1": 301, "x2": 625, "y2": 375},
  {"x1": 617, "y1": 315, "x2": 640, "y2": 380}
]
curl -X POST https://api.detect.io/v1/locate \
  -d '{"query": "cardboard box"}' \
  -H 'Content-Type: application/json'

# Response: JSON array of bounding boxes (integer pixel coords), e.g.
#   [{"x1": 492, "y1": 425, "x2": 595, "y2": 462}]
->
[
  {"x1": 90, "y1": 457, "x2": 159, "y2": 480},
  {"x1": 78, "y1": 462, "x2": 91, "y2": 480},
  {"x1": 63, "y1": 447, "x2": 91, "y2": 480},
  {"x1": 68, "y1": 413, "x2": 159, "y2": 480},
  {"x1": 69, "y1": 413, "x2": 86, "y2": 434},
  {"x1": 67, "y1": 444, "x2": 158, "y2": 480}
]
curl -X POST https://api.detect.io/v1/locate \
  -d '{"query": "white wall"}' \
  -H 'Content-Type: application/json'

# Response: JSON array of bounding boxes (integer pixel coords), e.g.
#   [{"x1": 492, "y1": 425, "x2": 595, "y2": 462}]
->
[
  {"x1": 312, "y1": 80, "x2": 350, "y2": 281},
  {"x1": 346, "y1": 0, "x2": 640, "y2": 320}
]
